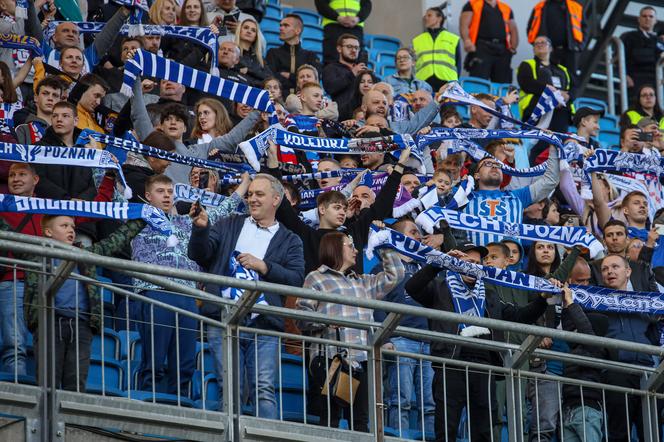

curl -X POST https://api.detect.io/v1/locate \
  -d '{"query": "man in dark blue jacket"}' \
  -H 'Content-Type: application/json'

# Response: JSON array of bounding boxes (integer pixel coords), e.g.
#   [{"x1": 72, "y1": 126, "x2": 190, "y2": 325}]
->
[
  {"x1": 188, "y1": 173, "x2": 305, "y2": 418},
  {"x1": 372, "y1": 218, "x2": 435, "y2": 437},
  {"x1": 600, "y1": 254, "x2": 658, "y2": 442}
]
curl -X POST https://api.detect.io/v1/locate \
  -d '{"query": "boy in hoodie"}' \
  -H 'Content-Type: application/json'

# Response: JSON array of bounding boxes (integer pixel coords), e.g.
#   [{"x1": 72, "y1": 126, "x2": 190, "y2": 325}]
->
[{"x1": 15, "y1": 77, "x2": 64, "y2": 144}]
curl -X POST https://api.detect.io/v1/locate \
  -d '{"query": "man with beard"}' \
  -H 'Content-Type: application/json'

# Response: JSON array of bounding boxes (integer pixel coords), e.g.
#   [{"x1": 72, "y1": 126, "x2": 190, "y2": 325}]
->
[
  {"x1": 588, "y1": 219, "x2": 659, "y2": 291},
  {"x1": 323, "y1": 34, "x2": 366, "y2": 102},
  {"x1": 461, "y1": 151, "x2": 560, "y2": 245}
]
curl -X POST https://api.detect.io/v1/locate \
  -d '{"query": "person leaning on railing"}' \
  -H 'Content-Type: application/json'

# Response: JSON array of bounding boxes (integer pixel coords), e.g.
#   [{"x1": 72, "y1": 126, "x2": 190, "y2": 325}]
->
[{"x1": 296, "y1": 226, "x2": 405, "y2": 433}]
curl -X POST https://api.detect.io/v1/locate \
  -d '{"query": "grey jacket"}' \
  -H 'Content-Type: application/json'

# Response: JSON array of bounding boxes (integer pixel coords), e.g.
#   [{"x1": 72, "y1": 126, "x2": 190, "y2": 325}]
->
[{"x1": 130, "y1": 78, "x2": 260, "y2": 184}]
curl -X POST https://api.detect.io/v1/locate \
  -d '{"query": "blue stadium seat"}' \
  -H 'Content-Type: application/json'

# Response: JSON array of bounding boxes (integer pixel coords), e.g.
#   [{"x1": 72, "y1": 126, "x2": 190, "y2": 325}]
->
[
  {"x1": 367, "y1": 34, "x2": 401, "y2": 53},
  {"x1": 302, "y1": 24, "x2": 323, "y2": 40},
  {"x1": 0, "y1": 371, "x2": 36, "y2": 384},
  {"x1": 456, "y1": 104, "x2": 470, "y2": 120},
  {"x1": 196, "y1": 342, "x2": 215, "y2": 373},
  {"x1": 600, "y1": 114, "x2": 619, "y2": 131},
  {"x1": 573, "y1": 97, "x2": 608, "y2": 113},
  {"x1": 375, "y1": 50, "x2": 396, "y2": 65},
  {"x1": 91, "y1": 328, "x2": 121, "y2": 361},
  {"x1": 87, "y1": 357, "x2": 125, "y2": 396},
  {"x1": 119, "y1": 359, "x2": 140, "y2": 392},
  {"x1": 191, "y1": 371, "x2": 218, "y2": 402},
  {"x1": 97, "y1": 276, "x2": 114, "y2": 307},
  {"x1": 460, "y1": 76, "x2": 493, "y2": 95},
  {"x1": 380, "y1": 65, "x2": 396, "y2": 77},
  {"x1": 265, "y1": 3, "x2": 282, "y2": 19},
  {"x1": 285, "y1": 8, "x2": 321, "y2": 26},
  {"x1": 118, "y1": 330, "x2": 140, "y2": 361},
  {"x1": 264, "y1": 30, "x2": 281, "y2": 44},
  {"x1": 261, "y1": 16, "x2": 281, "y2": 33},
  {"x1": 599, "y1": 128, "x2": 620, "y2": 148},
  {"x1": 302, "y1": 37, "x2": 322, "y2": 54},
  {"x1": 280, "y1": 353, "x2": 306, "y2": 390},
  {"x1": 129, "y1": 390, "x2": 195, "y2": 408}
]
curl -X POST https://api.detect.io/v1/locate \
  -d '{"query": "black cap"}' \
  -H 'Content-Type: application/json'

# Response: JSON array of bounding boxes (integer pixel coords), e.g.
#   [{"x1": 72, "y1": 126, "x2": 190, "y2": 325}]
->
[
  {"x1": 573, "y1": 107, "x2": 605, "y2": 127},
  {"x1": 458, "y1": 242, "x2": 488, "y2": 259}
]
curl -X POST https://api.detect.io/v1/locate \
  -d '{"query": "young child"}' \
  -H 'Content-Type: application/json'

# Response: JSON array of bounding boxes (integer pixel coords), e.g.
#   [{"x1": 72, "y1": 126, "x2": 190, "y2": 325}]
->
[
  {"x1": 20, "y1": 215, "x2": 146, "y2": 391},
  {"x1": 433, "y1": 168, "x2": 453, "y2": 206}
]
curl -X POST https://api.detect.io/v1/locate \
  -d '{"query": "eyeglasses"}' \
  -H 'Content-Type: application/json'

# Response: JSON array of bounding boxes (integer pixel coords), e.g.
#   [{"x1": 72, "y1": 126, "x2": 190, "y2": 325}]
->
[
  {"x1": 641, "y1": 93, "x2": 656, "y2": 97},
  {"x1": 533, "y1": 41, "x2": 550, "y2": 47},
  {"x1": 480, "y1": 160, "x2": 503, "y2": 169},
  {"x1": 343, "y1": 239, "x2": 355, "y2": 248},
  {"x1": 341, "y1": 44, "x2": 360, "y2": 51},
  {"x1": 396, "y1": 56, "x2": 412, "y2": 61}
]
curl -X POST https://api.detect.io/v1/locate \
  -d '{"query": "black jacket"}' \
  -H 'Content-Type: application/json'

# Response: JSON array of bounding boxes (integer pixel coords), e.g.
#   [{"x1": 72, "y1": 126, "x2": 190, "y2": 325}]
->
[
  {"x1": 239, "y1": 50, "x2": 274, "y2": 88},
  {"x1": 122, "y1": 163, "x2": 156, "y2": 204},
  {"x1": 322, "y1": 62, "x2": 355, "y2": 102},
  {"x1": 265, "y1": 42, "x2": 322, "y2": 94},
  {"x1": 561, "y1": 303, "x2": 608, "y2": 409},
  {"x1": 35, "y1": 127, "x2": 99, "y2": 239},
  {"x1": 589, "y1": 258, "x2": 659, "y2": 292},
  {"x1": 405, "y1": 265, "x2": 548, "y2": 364}
]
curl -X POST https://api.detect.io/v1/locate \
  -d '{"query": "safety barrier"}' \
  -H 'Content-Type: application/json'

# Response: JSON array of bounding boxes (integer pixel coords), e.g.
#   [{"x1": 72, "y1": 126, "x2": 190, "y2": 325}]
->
[{"x1": 0, "y1": 230, "x2": 664, "y2": 442}]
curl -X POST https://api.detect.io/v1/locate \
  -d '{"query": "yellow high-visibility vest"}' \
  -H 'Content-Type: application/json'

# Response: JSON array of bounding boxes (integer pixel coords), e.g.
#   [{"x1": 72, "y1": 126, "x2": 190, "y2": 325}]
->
[
  {"x1": 412, "y1": 30, "x2": 460, "y2": 82},
  {"x1": 518, "y1": 59, "x2": 572, "y2": 116},
  {"x1": 321, "y1": 0, "x2": 364, "y2": 28}
]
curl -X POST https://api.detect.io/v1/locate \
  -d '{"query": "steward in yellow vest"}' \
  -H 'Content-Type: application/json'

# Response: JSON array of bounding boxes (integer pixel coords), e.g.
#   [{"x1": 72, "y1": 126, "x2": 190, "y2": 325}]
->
[
  {"x1": 316, "y1": 0, "x2": 372, "y2": 65},
  {"x1": 412, "y1": 6, "x2": 460, "y2": 92}
]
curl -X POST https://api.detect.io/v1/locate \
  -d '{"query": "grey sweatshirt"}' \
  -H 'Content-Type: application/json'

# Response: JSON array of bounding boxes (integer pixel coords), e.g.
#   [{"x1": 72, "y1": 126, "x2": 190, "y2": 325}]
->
[{"x1": 130, "y1": 78, "x2": 260, "y2": 184}]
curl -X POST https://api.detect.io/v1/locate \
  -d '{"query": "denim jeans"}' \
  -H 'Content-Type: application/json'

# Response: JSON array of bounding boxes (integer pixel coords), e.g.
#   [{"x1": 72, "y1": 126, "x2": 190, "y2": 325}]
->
[
  {"x1": 562, "y1": 405, "x2": 603, "y2": 442},
  {"x1": 527, "y1": 363, "x2": 560, "y2": 442},
  {"x1": 207, "y1": 326, "x2": 279, "y2": 419},
  {"x1": 0, "y1": 281, "x2": 28, "y2": 375},
  {"x1": 386, "y1": 337, "x2": 434, "y2": 436}
]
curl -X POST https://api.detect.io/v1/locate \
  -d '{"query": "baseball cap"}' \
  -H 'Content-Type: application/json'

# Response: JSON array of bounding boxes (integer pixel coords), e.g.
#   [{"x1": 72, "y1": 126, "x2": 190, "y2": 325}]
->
[
  {"x1": 458, "y1": 242, "x2": 488, "y2": 259},
  {"x1": 572, "y1": 107, "x2": 604, "y2": 127}
]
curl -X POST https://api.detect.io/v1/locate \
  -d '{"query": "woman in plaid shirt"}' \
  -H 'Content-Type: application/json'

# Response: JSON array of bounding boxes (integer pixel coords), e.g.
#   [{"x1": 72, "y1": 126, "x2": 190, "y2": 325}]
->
[{"x1": 297, "y1": 229, "x2": 405, "y2": 432}]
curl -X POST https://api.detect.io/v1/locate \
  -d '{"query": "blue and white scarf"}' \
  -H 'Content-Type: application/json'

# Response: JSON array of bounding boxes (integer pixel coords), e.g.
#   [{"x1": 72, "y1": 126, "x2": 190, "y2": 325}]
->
[
  {"x1": 584, "y1": 149, "x2": 664, "y2": 177},
  {"x1": 0, "y1": 102, "x2": 22, "y2": 135},
  {"x1": 415, "y1": 176, "x2": 475, "y2": 212},
  {"x1": 526, "y1": 87, "x2": 566, "y2": 128},
  {"x1": 77, "y1": 130, "x2": 251, "y2": 175},
  {"x1": 446, "y1": 271, "x2": 490, "y2": 337},
  {"x1": 368, "y1": 226, "x2": 664, "y2": 314},
  {"x1": 43, "y1": 23, "x2": 220, "y2": 74},
  {"x1": 604, "y1": 174, "x2": 655, "y2": 222},
  {"x1": 173, "y1": 183, "x2": 226, "y2": 207},
  {"x1": 221, "y1": 251, "x2": 267, "y2": 319},
  {"x1": 416, "y1": 208, "x2": 604, "y2": 258},
  {"x1": 0, "y1": 34, "x2": 42, "y2": 57},
  {"x1": 110, "y1": 0, "x2": 148, "y2": 37},
  {"x1": 416, "y1": 126, "x2": 565, "y2": 151},
  {"x1": 15, "y1": 0, "x2": 27, "y2": 19},
  {"x1": 121, "y1": 50, "x2": 273, "y2": 115},
  {"x1": 0, "y1": 193, "x2": 176, "y2": 245},
  {"x1": 366, "y1": 226, "x2": 561, "y2": 294},
  {"x1": 298, "y1": 173, "x2": 390, "y2": 209},
  {"x1": 0, "y1": 141, "x2": 132, "y2": 198},
  {"x1": 239, "y1": 125, "x2": 415, "y2": 171}
]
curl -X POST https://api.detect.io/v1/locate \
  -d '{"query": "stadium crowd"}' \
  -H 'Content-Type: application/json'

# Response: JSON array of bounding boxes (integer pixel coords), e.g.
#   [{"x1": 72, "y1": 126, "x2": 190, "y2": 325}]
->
[{"x1": 1, "y1": 0, "x2": 664, "y2": 441}]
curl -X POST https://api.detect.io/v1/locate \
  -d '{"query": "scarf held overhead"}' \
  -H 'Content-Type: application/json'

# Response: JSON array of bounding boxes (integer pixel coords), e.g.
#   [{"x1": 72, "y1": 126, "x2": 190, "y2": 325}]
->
[
  {"x1": 0, "y1": 34, "x2": 42, "y2": 57},
  {"x1": 121, "y1": 50, "x2": 274, "y2": 115},
  {"x1": 0, "y1": 142, "x2": 132, "y2": 199},
  {"x1": 43, "y1": 23, "x2": 220, "y2": 73},
  {"x1": 584, "y1": 149, "x2": 664, "y2": 177},
  {"x1": 238, "y1": 125, "x2": 416, "y2": 171},
  {"x1": 77, "y1": 130, "x2": 251, "y2": 175},
  {"x1": 416, "y1": 208, "x2": 604, "y2": 258}
]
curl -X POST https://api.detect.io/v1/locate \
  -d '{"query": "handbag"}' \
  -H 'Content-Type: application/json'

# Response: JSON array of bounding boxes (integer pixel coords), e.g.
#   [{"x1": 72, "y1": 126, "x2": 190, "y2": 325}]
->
[{"x1": 321, "y1": 328, "x2": 363, "y2": 407}]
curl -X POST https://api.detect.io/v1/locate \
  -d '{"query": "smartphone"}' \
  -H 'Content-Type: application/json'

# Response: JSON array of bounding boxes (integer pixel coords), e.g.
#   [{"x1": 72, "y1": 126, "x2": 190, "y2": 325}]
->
[
  {"x1": 638, "y1": 131, "x2": 654, "y2": 142},
  {"x1": 656, "y1": 224, "x2": 664, "y2": 235},
  {"x1": 192, "y1": 199, "x2": 202, "y2": 217},
  {"x1": 199, "y1": 171, "x2": 209, "y2": 190},
  {"x1": 223, "y1": 14, "x2": 238, "y2": 25}
]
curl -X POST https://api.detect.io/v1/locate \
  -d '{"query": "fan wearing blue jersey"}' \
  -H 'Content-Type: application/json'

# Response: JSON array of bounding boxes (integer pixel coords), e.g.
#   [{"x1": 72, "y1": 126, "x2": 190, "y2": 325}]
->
[
  {"x1": 462, "y1": 146, "x2": 560, "y2": 245},
  {"x1": 38, "y1": 8, "x2": 130, "y2": 75}
]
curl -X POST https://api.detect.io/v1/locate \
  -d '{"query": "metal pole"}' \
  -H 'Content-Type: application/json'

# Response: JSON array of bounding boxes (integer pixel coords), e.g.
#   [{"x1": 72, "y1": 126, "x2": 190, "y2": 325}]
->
[{"x1": 605, "y1": 40, "x2": 615, "y2": 114}]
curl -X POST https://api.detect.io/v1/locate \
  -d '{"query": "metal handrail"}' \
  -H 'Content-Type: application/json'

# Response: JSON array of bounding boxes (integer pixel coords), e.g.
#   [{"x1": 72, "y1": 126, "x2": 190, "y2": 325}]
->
[
  {"x1": 605, "y1": 36, "x2": 628, "y2": 113},
  {"x1": 0, "y1": 234, "x2": 663, "y2": 360}
]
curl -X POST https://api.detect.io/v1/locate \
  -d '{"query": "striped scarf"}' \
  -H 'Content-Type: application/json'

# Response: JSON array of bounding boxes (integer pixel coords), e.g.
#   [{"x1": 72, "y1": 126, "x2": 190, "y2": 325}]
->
[
  {"x1": 77, "y1": 130, "x2": 252, "y2": 175},
  {"x1": 446, "y1": 271, "x2": 489, "y2": 337},
  {"x1": 121, "y1": 50, "x2": 274, "y2": 116},
  {"x1": 0, "y1": 193, "x2": 176, "y2": 245},
  {"x1": 110, "y1": 0, "x2": 148, "y2": 36},
  {"x1": 0, "y1": 34, "x2": 42, "y2": 57},
  {"x1": 367, "y1": 225, "x2": 664, "y2": 315},
  {"x1": 584, "y1": 149, "x2": 664, "y2": 177},
  {"x1": 526, "y1": 87, "x2": 566, "y2": 128},
  {"x1": 416, "y1": 208, "x2": 604, "y2": 258},
  {"x1": 43, "y1": 23, "x2": 220, "y2": 74},
  {"x1": 417, "y1": 127, "x2": 565, "y2": 151}
]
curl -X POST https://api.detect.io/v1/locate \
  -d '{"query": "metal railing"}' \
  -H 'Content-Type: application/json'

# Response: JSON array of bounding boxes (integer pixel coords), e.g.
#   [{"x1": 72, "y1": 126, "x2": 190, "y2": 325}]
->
[
  {"x1": 1, "y1": 231, "x2": 664, "y2": 442},
  {"x1": 604, "y1": 36, "x2": 628, "y2": 114},
  {"x1": 656, "y1": 57, "x2": 664, "y2": 116}
]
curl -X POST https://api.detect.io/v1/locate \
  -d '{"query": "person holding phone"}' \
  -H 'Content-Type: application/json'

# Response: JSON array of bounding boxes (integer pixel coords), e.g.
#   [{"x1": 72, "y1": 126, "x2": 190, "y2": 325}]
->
[{"x1": 209, "y1": 0, "x2": 266, "y2": 48}]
